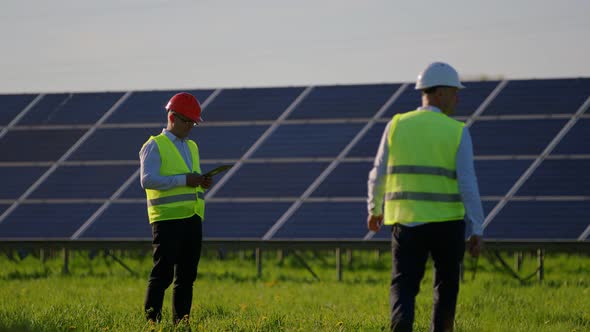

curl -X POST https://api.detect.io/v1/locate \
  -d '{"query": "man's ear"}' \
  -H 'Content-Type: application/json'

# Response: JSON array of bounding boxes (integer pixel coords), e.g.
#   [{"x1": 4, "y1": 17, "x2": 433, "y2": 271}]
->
[{"x1": 168, "y1": 112, "x2": 175, "y2": 123}]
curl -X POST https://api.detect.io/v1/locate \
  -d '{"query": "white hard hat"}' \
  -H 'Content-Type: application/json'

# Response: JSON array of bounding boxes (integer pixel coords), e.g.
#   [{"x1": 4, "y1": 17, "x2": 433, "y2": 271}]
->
[{"x1": 415, "y1": 62, "x2": 465, "y2": 90}]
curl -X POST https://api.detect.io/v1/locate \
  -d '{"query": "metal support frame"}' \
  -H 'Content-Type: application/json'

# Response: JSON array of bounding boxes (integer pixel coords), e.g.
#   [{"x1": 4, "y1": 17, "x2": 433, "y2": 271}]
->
[
  {"x1": 62, "y1": 248, "x2": 69, "y2": 275},
  {"x1": 255, "y1": 248, "x2": 262, "y2": 278},
  {"x1": 537, "y1": 248, "x2": 544, "y2": 283},
  {"x1": 290, "y1": 250, "x2": 320, "y2": 281},
  {"x1": 336, "y1": 248, "x2": 342, "y2": 282},
  {"x1": 515, "y1": 252, "x2": 523, "y2": 271},
  {"x1": 0, "y1": 92, "x2": 133, "y2": 225},
  {"x1": 105, "y1": 250, "x2": 138, "y2": 277}
]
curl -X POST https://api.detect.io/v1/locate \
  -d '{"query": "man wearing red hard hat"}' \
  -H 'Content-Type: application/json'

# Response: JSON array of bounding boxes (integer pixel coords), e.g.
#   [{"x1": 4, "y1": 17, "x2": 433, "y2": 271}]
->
[{"x1": 141, "y1": 92, "x2": 212, "y2": 325}]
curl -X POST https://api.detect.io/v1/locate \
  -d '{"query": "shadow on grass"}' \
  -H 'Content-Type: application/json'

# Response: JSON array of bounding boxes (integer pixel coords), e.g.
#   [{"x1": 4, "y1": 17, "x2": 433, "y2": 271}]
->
[{"x1": 0, "y1": 269, "x2": 51, "y2": 281}]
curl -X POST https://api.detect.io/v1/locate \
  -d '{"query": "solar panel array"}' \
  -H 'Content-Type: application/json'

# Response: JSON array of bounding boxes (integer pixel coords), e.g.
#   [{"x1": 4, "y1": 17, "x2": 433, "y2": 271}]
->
[{"x1": 0, "y1": 78, "x2": 589, "y2": 243}]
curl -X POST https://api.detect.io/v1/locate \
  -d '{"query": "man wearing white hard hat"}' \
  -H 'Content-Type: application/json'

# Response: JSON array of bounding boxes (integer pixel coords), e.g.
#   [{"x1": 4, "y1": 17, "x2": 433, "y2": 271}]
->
[{"x1": 367, "y1": 62, "x2": 484, "y2": 331}]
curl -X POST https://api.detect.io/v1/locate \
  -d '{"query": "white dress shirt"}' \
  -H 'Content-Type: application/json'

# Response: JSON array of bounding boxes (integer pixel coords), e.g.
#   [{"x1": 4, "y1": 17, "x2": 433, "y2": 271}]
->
[{"x1": 367, "y1": 106, "x2": 484, "y2": 236}]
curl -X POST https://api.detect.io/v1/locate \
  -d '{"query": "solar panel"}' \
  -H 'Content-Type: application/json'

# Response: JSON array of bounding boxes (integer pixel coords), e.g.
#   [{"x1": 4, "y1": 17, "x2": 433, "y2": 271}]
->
[
  {"x1": 289, "y1": 84, "x2": 399, "y2": 119},
  {"x1": 0, "y1": 167, "x2": 49, "y2": 199},
  {"x1": 0, "y1": 93, "x2": 37, "y2": 125},
  {"x1": 18, "y1": 92, "x2": 124, "y2": 125},
  {"x1": 475, "y1": 160, "x2": 531, "y2": 196},
  {"x1": 0, "y1": 129, "x2": 86, "y2": 162},
  {"x1": 312, "y1": 161, "x2": 372, "y2": 197},
  {"x1": 0, "y1": 78, "x2": 588, "y2": 245},
  {"x1": 347, "y1": 122, "x2": 387, "y2": 158},
  {"x1": 517, "y1": 159, "x2": 590, "y2": 196},
  {"x1": 119, "y1": 177, "x2": 143, "y2": 198},
  {"x1": 0, "y1": 203, "x2": 102, "y2": 238},
  {"x1": 203, "y1": 202, "x2": 292, "y2": 238},
  {"x1": 484, "y1": 78, "x2": 590, "y2": 115},
  {"x1": 29, "y1": 165, "x2": 136, "y2": 199},
  {"x1": 191, "y1": 125, "x2": 268, "y2": 159},
  {"x1": 213, "y1": 163, "x2": 329, "y2": 198},
  {"x1": 204, "y1": 87, "x2": 303, "y2": 121},
  {"x1": 469, "y1": 119, "x2": 567, "y2": 155},
  {"x1": 253, "y1": 123, "x2": 364, "y2": 158},
  {"x1": 553, "y1": 119, "x2": 590, "y2": 155},
  {"x1": 69, "y1": 127, "x2": 156, "y2": 161},
  {"x1": 485, "y1": 201, "x2": 590, "y2": 240},
  {"x1": 272, "y1": 202, "x2": 367, "y2": 239},
  {"x1": 79, "y1": 203, "x2": 150, "y2": 239}
]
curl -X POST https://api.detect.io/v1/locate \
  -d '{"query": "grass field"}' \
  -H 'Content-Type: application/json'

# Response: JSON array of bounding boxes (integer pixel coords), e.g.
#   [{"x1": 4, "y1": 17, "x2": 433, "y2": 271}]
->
[{"x1": 0, "y1": 248, "x2": 588, "y2": 332}]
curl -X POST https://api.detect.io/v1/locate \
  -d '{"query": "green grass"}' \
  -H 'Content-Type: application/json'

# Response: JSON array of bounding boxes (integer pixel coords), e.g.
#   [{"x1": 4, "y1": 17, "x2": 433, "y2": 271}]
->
[{"x1": 0, "y1": 249, "x2": 588, "y2": 331}]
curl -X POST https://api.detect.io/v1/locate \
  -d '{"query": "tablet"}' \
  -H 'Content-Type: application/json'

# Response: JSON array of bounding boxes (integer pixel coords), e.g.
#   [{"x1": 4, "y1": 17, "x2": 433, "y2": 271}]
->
[{"x1": 202, "y1": 164, "x2": 233, "y2": 177}]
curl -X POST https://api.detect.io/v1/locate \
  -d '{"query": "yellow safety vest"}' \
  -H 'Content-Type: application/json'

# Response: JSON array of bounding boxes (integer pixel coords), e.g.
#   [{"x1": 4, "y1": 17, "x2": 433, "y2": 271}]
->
[
  {"x1": 143, "y1": 133, "x2": 205, "y2": 223},
  {"x1": 384, "y1": 110, "x2": 465, "y2": 225}
]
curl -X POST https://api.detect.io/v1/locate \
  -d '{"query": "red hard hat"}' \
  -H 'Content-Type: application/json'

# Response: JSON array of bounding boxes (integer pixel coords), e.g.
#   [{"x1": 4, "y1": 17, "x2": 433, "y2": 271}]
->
[{"x1": 165, "y1": 92, "x2": 203, "y2": 123}]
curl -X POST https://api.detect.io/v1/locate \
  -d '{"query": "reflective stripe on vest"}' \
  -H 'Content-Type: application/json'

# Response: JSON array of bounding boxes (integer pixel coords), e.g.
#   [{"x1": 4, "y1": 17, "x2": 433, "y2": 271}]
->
[
  {"x1": 147, "y1": 192, "x2": 205, "y2": 207},
  {"x1": 384, "y1": 110, "x2": 465, "y2": 225},
  {"x1": 385, "y1": 191, "x2": 462, "y2": 202},
  {"x1": 143, "y1": 133, "x2": 205, "y2": 223},
  {"x1": 387, "y1": 165, "x2": 457, "y2": 179}
]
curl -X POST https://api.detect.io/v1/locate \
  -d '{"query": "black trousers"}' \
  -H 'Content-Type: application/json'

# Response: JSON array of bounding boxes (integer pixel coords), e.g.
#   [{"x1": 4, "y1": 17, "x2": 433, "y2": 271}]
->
[
  {"x1": 390, "y1": 220, "x2": 465, "y2": 332},
  {"x1": 144, "y1": 214, "x2": 202, "y2": 323}
]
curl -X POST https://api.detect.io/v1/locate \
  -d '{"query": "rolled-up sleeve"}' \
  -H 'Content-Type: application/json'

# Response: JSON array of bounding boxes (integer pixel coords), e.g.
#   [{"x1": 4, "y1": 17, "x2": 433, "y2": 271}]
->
[
  {"x1": 140, "y1": 140, "x2": 186, "y2": 191},
  {"x1": 456, "y1": 127, "x2": 485, "y2": 237}
]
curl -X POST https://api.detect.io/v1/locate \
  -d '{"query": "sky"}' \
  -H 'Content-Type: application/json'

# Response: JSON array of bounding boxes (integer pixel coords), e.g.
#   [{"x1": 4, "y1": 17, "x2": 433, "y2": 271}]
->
[{"x1": 1, "y1": 0, "x2": 589, "y2": 93}]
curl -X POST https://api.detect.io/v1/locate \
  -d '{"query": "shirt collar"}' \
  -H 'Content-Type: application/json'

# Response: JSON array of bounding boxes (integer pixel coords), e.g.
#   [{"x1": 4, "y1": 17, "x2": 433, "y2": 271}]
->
[
  {"x1": 162, "y1": 129, "x2": 186, "y2": 142},
  {"x1": 417, "y1": 105, "x2": 442, "y2": 113}
]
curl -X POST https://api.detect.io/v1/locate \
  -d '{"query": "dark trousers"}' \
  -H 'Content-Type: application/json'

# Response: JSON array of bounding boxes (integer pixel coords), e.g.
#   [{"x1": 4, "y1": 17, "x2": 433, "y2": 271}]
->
[
  {"x1": 144, "y1": 214, "x2": 202, "y2": 323},
  {"x1": 390, "y1": 220, "x2": 465, "y2": 332}
]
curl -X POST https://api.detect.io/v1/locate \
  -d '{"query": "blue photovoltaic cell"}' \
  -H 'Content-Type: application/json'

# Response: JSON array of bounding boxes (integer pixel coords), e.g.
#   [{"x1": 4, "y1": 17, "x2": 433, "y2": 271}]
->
[
  {"x1": 253, "y1": 123, "x2": 364, "y2": 158},
  {"x1": 30, "y1": 165, "x2": 136, "y2": 199},
  {"x1": 381, "y1": 87, "x2": 421, "y2": 118},
  {"x1": 190, "y1": 125, "x2": 268, "y2": 159},
  {"x1": 312, "y1": 161, "x2": 372, "y2": 197},
  {"x1": 289, "y1": 84, "x2": 399, "y2": 119},
  {"x1": 204, "y1": 87, "x2": 303, "y2": 121},
  {"x1": 18, "y1": 92, "x2": 124, "y2": 125},
  {"x1": 517, "y1": 159, "x2": 590, "y2": 196},
  {"x1": 381, "y1": 81, "x2": 498, "y2": 118},
  {"x1": 120, "y1": 177, "x2": 143, "y2": 198},
  {"x1": 0, "y1": 129, "x2": 86, "y2": 162},
  {"x1": 485, "y1": 201, "x2": 590, "y2": 239},
  {"x1": 484, "y1": 78, "x2": 590, "y2": 115},
  {"x1": 347, "y1": 122, "x2": 387, "y2": 158},
  {"x1": 1, "y1": 79, "x2": 588, "y2": 242},
  {"x1": 106, "y1": 90, "x2": 213, "y2": 123},
  {"x1": 470, "y1": 119, "x2": 566, "y2": 155},
  {"x1": 553, "y1": 119, "x2": 590, "y2": 155},
  {"x1": 0, "y1": 94, "x2": 37, "y2": 125},
  {"x1": 203, "y1": 202, "x2": 291, "y2": 238},
  {"x1": 273, "y1": 202, "x2": 367, "y2": 239},
  {"x1": 79, "y1": 203, "x2": 151, "y2": 238},
  {"x1": 69, "y1": 127, "x2": 156, "y2": 161},
  {"x1": 71, "y1": 126, "x2": 267, "y2": 161},
  {"x1": 0, "y1": 167, "x2": 49, "y2": 199},
  {"x1": 475, "y1": 160, "x2": 530, "y2": 196},
  {"x1": 0, "y1": 203, "x2": 101, "y2": 238},
  {"x1": 214, "y1": 162, "x2": 328, "y2": 198}
]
